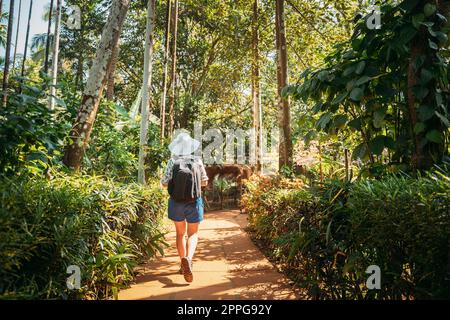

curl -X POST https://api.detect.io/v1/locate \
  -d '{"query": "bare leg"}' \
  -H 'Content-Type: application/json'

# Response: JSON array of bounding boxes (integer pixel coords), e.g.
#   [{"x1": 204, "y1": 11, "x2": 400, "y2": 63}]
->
[
  {"x1": 174, "y1": 221, "x2": 187, "y2": 259},
  {"x1": 186, "y1": 222, "x2": 200, "y2": 261}
]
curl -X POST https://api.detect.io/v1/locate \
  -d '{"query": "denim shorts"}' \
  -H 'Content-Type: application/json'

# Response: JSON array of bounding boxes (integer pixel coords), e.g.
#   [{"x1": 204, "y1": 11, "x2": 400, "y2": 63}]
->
[{"x1": 168, "y1": 197, "x2": 204, "y2": 223}]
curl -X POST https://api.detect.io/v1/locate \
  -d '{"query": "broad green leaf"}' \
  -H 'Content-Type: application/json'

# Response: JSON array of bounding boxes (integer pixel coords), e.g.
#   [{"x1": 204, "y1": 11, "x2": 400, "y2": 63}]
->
[
  {"x1": 304, "y1": 130, "x2": 317, "y2": 144},
  {"x1": 312, "y1": 102, "x2": 323, "y2": 113},
  {"x1": 425, "y1": 130, "x2": 442, "y2": 143},
  {"x1": 332, "y1": 92, "x2": 348, "y2": 105},
  {"x1": 435, "y1": 111, "x2": 449, "y2": 127},
  {"x1": 414, "y1": 122, "x2": 426, "y2": 134},
  {"x1": 420, "y1": 68, "x2": 434, "y2": 85},
  {"x1": 343, "y1": 65, "x2": 356, "y2": 77},
  {"x1": 436, "y1": 13, "x2": 448, "y2": 23},
  {"x1": 423, "y1": 3, "x2": 436, "y2": 17},
  {"x1": 373, "y1": 107, "x2": 387, "y2": 128},
  {"x1": 414, "y1": 55, "x2": 426, "y2": 70},
  {"x1": 413, "y1": 86, "x2": 429, "y2": 100},
  {"x1": 346, "y1": 79, "x2": 356, "y2": 91},
  {"x1": 352, "y1": 143, "x2": 367, "y2": 160},
  {"x1": 317, "y1": 112, "x2": 332, "y2": 129},
  {"x1": 400, "y1": 0, "x2": 420, "y2": 13},
  {"x1": 114, "y1": 104, "x2": 130, "y2": 118},
  {"x1": 398, "y1": 25, "x2": 418, "y2": 45},
  {"x1": 281, "y1": 85, "x2": 296, "y2": 98},
  {"x1": 317, "y1": 70, "x2": 330, "y2": 82},
  {"x1": 428, "y1": 39, "x2": 438, "y2": 50},
  {"x1": 26, "y1": 151, "x2": 48, "y2": 162},
  {"x1": 420, "y1": 21, "x2": 434, "y2": 27},
  {"x1": 351, "y1": 38, "x2": 363, "y2": 50},
  {"x1": 384, "y1": 136, "x2": 395, "y2": 149},
  {"x1": 412, "y1": 13, "x2": 425, "y2": 29},
  {"x1": 418, "y1": 105, "x2": 434, "y2": 121},
  {"x1": 370, "y1": 136, "x2": 386, "y2": 155},
  {"x1": 435, "y1": 32, "x2": 448, "y2": 45},
  {"x1": 349, "y1": 87, "x2": 364, "y2": 101},
  {"x1": 355, "y1": 75, "x2": 371, "y2": 86},
  {"x1": 348, "y1": 117, "x2": 362, "y2": 131},
  {"x1": 355, "y1": 61, "x2": 366, "y2": 75},
  {"x1": 333, "y1": 115, "x2": 348, "y2": 129}
]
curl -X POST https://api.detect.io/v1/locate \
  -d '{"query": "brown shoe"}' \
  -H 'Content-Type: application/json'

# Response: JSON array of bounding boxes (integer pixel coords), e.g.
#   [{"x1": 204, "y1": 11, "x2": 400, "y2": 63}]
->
[{"x1": 181, "y1": 257, "x2": 193, "y2": 283}]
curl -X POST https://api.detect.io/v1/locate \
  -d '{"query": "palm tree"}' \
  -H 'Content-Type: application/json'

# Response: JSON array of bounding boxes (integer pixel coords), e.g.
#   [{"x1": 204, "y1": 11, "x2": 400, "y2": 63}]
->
[
  {"x1": 31, "y1": 33, "x2": 52, "y2": 63},
  {"x1": 0, "y1": 21, "x2": 6, "y2": 48},
  {"x1": 12, "y1": 0, "x2": 22, "y2": 69},
  {"x1": 160, "y1": 0, "x2": 172, "y2": 141},
  {"x1": 20, "y1": 0, "x2": 33, "y2": 80},
  {"x1": 44, "y1": 0, "x2": 54, "y2": 73},
  {"x1": 49, "y1": 0, "x2": 61, "y2": 109},
  {"x1": 2, "y1": 0, "x2": 15, "y2": 107},
  {"x1": 167, "y1": 0, "x2": 179, "y2": 137},
  {"x1": 0, "y1": 1, "x2": 8, "y2": 48}
]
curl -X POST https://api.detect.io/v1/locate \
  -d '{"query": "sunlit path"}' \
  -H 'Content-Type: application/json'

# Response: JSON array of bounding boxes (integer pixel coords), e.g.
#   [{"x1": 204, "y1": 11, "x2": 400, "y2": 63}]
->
[{"x1": 119, "y1": 210, "x2": 301, "y2": 300}]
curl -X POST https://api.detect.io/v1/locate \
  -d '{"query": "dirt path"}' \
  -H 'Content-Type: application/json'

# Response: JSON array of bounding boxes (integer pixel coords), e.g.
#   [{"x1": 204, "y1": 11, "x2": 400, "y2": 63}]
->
[{"x1": 118, "y1": 210, "x2": 300, "y2": 300}]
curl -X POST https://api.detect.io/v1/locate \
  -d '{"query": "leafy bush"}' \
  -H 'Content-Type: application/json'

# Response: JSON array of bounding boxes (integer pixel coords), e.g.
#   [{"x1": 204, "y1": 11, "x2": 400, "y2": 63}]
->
[
  {"x1": 242, "y1": 170, "x2": 450, "y2": 299},
  {"x1": 83, "y1": 102, "x2": 169, "y2": 182},
  {"x1": 0, "y1": 172, "x2": 168, "y2": 299},
  {"x1": 287, "y1": 0, "x2": 450, "y2": 170},
  {"x1": 0, "y1": 78, "x2": 71, "y2": 176},
  {"x1": 0, "y1": 78, "x2": 168, "y2": 182}
]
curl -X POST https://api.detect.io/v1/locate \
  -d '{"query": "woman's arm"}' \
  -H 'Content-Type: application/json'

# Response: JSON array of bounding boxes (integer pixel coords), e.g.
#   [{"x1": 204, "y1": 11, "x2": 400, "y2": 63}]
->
[
  {"x1": 160, "y1": 158, "x2": 174, "y2": 187},
  {"x1": 198, "y1": 159, "x2": 209, "y2": 187}
]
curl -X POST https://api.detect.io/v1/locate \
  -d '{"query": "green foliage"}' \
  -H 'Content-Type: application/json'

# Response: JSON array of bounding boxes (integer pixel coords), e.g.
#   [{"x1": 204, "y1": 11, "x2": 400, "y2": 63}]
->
[
  {"x1": 0, "y1": 172, "x2": 168, "y2": 300},
  {"x1": 84, "y1": 101, "x2": 169, "y2": 182},
  {"x1": 242, "y1": 169, "x2": 450, "y2": 299},
  {"x1": 83, "y1": 102, "x2": 140, "y2": 181},
  {"x1": 290, "y1": 0, "x2": 450, "y2": 170},
  {"x1": 0, "y1": 78, "x2": 70, "y2": 176},
  {"x1": 0, "y1": 77, "x2": 167, "y2": 181}
]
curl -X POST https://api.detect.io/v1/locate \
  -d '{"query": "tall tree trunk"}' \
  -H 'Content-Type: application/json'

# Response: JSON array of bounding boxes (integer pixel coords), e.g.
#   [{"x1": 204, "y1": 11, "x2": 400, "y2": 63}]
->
[
  {"x1": 49, "y1": 0, "x2": 61, "y2": 109},
  {"x1": 138, "y1": 0, "x2": 156, "y2": 184},
  {"x1": 167, "y1": 0, "x2": 179, "y2": 137},
  {"x1": 160, "y1": 0, "x2": 172, "y2": 141},
  {"x1": 12, "y1": 0, "x2": 22, "y2": 70},
  {"x1": 63, "y1": 0, "x2": 130, "y2": 170},
  {"x1": 19, "y1": 0, "x2": 32, "y2": 85},
  {"x1": 252, "y1": 0, "x2": 263, "y2": 173},
  {"x1": 407, "y1": 0, "x2": 450, "y2": 170},
  {"x1": 275, "y1": 0, "x2": 292, "y2": 168},
  {"x1": 106, "y1": 40, "x2": 120, "y2": 101},
  {"x1": 407, "y1": 30, "x2": 427, "y2": 170},
  {"x1": 44, "y1": 0, "x2": 54, "y2": 74},
  {"x1": 2, "y1": 0, "x2": 15, "y2": 107},
  {"x1": 75, "y1": 18, "x2": 84, "y2": 89}
]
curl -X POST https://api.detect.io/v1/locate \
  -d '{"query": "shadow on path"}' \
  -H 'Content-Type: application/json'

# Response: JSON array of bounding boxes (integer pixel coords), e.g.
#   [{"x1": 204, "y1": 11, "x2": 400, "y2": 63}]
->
[{"x1": 119, "y1": 210, "x2": 302, "y2": 300}]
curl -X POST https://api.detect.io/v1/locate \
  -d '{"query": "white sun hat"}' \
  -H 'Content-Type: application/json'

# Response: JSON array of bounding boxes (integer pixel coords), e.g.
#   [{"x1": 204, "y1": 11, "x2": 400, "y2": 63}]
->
[{"x1": 168, "y1": 132, "x2": 201, "y2": 156}]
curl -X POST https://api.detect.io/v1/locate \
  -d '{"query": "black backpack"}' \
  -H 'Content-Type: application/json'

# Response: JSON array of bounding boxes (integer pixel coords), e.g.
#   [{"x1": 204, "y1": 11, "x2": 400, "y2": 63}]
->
[{"x1": 168, "y1": 158, "x2": 202, "y2": 203}]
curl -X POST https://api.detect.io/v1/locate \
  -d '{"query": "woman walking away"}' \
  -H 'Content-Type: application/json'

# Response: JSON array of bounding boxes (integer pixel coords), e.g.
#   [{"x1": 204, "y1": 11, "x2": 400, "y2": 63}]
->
[{"x1": 161, "y1": 132, "x2": 208, "y2": 283}]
